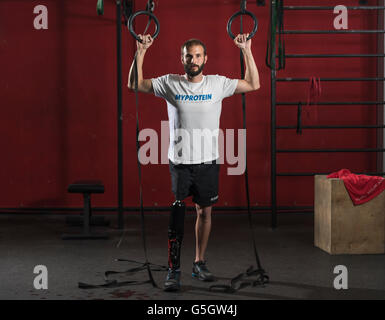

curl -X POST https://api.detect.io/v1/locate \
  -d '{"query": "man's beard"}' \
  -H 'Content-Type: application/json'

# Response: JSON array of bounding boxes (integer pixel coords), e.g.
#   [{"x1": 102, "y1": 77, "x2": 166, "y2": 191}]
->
[{"x1": 184, "y1": 63, "x2": 205, "y2": 77}]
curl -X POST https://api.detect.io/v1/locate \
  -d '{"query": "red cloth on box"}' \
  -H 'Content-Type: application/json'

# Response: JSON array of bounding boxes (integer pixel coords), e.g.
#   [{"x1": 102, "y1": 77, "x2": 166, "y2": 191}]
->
[{"x1": 327, "y1": 169, "x2": 385, "y2": 205}]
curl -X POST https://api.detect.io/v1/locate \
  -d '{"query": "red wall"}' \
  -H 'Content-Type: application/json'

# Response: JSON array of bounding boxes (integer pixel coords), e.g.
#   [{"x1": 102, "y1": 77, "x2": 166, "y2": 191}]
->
[{"x1": 0, "y1": 0, "x2": 379, "y2": 210}]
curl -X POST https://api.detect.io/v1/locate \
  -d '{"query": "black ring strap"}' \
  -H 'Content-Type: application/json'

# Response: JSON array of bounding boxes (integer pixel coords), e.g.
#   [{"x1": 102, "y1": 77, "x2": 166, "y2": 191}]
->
[
  {"x1": 128, "y1": 10, "x2": 160, "y2": 42},
  {"x1": 227, "y1": 10, "x2": 258, "y2": 40}
]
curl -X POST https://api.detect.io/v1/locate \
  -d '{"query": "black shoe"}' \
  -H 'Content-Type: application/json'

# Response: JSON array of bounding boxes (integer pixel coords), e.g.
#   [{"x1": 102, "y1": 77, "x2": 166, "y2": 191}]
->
[
  {"x1": 192, "y1": 261, "x2": 215, "y2": 281},
  {"x1": 164, "y1": 268, "x2": 181, "y2": 292}
]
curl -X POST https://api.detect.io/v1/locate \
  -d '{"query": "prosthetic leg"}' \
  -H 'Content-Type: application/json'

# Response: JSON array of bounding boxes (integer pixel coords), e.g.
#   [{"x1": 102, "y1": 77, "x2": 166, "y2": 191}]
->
[{"x1": 164, "y1": 200, "x2": 186, "y2": 291}]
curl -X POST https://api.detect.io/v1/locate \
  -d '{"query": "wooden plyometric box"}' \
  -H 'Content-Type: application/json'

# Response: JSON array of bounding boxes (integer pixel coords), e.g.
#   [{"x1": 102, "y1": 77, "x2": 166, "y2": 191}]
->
[{"x1": 314, "y1": 175, "x2": 385, "y2": 254}]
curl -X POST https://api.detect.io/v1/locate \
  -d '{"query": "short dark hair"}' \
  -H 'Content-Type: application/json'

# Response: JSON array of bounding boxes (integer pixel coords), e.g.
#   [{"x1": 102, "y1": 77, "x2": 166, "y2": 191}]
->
[{"x1": 181, "y1": 39, "x2": 207, "y2": 56}]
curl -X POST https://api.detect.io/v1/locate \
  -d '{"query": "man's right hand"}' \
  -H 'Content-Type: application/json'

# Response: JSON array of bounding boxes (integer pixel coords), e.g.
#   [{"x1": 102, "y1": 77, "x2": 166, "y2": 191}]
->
[{"x1": 137, "y1": 34, "x2": 154, "y2": 52}]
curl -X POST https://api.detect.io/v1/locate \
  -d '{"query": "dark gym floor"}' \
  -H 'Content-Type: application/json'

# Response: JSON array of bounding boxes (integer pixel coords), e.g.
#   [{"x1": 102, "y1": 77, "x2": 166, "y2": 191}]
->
[{"x1": 0, "y1": 212, "x2": 384, "y2": 300}]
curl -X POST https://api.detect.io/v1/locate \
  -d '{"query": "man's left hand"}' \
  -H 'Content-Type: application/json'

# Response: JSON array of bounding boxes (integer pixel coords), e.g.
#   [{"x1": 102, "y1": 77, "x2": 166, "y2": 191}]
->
[{"x1": 234, "y1": 33, "x2": 251, "y2": 50}]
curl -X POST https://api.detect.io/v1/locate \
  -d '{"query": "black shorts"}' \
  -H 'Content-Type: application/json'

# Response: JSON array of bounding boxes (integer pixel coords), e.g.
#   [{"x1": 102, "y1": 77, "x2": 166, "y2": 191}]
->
[{"x1": 169, "y1": 160, "x2": 220, "y2": 207}]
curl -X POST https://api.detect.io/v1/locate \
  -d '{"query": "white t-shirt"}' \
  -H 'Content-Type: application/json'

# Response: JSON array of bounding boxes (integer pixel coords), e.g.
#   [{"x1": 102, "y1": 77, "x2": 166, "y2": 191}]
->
[{"x1": 151, "y1": 74, "x2": 238, "y2": 164}]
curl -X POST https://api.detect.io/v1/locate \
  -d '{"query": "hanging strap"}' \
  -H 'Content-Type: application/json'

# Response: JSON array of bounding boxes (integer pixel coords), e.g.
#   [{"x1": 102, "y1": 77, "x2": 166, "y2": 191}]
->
[
  {"x1": 266, "y1": 0, "x2": 285, "y2": 71},
  {"x1": 79, "y1": 2, "x2": 165, "y2": 291},
  {"x1": 211, "y1": 1, "x2": 269, "y2": 293},
  {"x1": 265, "y1": 0, "x2": 275, "y2": 69},
  {"x1": 132, "y1": 49, "x2": 158, "y2": 288},
  {"x1": 114, "y1": 4, "x2": 160, "y2": 288},
  {"x1": 296, "y1": 102, "x2": 303, "y2": 135},
  {"x1": 277, "y1": 0, "x2": 285, "y2": 70},
  {"x1": 307, "y1": 77, "x2": 321, "y2": 107},
  {"x1": 304, "y1": 77, "x2": 321, "y2": 122},
  {"x1": 96, "y1": 0, "x2": 104, "y2": 15}
]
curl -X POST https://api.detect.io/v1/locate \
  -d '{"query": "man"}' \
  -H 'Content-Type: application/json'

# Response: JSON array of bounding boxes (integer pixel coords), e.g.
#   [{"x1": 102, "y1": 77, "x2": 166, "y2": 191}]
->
[{"x1": 128, "y1": 33, "x2": 260, "y2": 291}]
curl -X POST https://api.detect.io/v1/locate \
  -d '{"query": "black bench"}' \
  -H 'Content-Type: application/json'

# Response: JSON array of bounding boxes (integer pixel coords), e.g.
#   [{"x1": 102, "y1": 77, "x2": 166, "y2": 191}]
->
[{"x1": 62, "y1": 181, "x2": 109, "y2": 240}]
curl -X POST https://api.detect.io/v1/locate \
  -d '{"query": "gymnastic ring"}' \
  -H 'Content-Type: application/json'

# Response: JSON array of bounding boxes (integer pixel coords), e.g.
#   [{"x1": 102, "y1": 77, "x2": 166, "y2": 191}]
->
[
  {"x1": 128, "y1": 10, "x2": 160, "y2": 43},
  {"x1": 226, "y1": 10, "x2": 258, "y2": 40}
]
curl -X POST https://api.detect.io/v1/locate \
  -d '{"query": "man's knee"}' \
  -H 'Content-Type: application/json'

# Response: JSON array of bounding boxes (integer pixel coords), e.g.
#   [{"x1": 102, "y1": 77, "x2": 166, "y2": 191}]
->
[{"x1": 196, "y1": 204, "x2": 212, "y2": 218}]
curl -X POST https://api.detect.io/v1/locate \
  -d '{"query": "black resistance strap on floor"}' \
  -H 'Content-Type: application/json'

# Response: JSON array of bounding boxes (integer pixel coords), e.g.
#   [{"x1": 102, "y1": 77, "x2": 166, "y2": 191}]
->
[
  {"x1": 209, "y1": 1, "x2": 269, "y2": 294},
  {"x1": 79, "y1": 1, "x2": 166, "y2": 290}
]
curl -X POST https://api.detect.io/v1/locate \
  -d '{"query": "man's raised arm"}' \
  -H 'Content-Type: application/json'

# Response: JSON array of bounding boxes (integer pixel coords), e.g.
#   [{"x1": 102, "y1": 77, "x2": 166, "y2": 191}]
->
[
  {"x1": 233, "y1": 33, "x2": 260, "y2": 94},
  {"x1": 127, "y1": 34, "x2": 154, "y2": 93}
]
